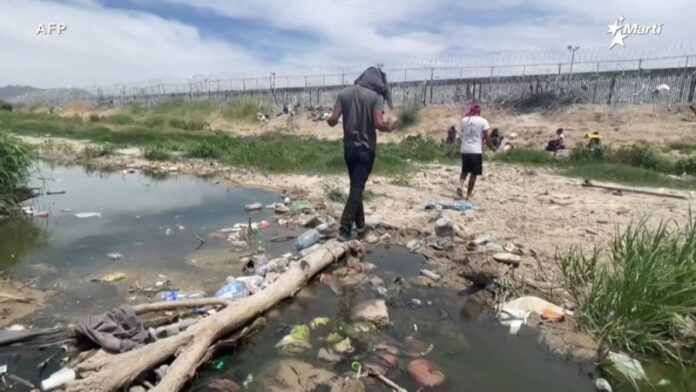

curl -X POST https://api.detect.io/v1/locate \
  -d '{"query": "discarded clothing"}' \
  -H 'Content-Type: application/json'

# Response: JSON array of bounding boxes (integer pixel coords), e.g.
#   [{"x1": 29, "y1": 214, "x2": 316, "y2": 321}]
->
[
  {"x1": 424, "y1": 201, "x2": 473, "y2": 212},
  {"x1": 74, "y1": 306, "x2": 148, "y2": 353}
]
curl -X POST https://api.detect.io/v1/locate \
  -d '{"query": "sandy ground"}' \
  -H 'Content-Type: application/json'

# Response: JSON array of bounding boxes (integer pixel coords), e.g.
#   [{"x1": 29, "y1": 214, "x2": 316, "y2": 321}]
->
[{"x1": 54, "y1": 103, "x2": 696, "y2": 153}]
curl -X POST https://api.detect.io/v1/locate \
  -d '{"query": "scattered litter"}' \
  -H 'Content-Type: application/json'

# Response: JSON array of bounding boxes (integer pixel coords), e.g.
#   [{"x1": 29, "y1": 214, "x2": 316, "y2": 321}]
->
[
  {"x1": 215, "y1": 281, "x2": 248, "y2": 299},
  {"x1": 165, "y1": 228, "x2": 172, "y2": 236},
  {"x1": 322, "y1": 332, "x2": 344, "y2": 344},
  {"x1": 541, "y1": 309, "x2": 565, "y2": 322},
  {"x1": 407, "y1": 359, "x2": 446, "y2": 388},
  {"x1": 41, "y1": 367, "x2": 76, "y2": 391},
  {"x1": 492, "y1": 252, "x2": 521, "y2": 266},
  {"x1": 434, "y1": 217, "x2": 454, "y2": 237},
  {"x1": 504, "y1": 296, "x2": 570, "y2": 318},
  {"x1": 94, "y1": 272, "x2": 127, "y2": 283},
  {"x1": 595, "y1": 378, "x2": 612, "y2": 392},
  {"x1": 46, "y1": 190, "x2": 66, "y2": 195},
  {"x1": 469, "y1": 234, "x2": 491, "y2": 247},
  {"x1": 0, "y1": 364, "x2": 6, "y2": 375},
  {"x1": 75, "y1": 212, "x2": 101, "y2": 219},
  {"x1": 606, "y1": 352, "x2": 647, "y2": 382},
  {"x1": 273, "y1": 203, "x2": 290, "y2": 214},
  {"x1": 244, "y1": 203, "x2": 263, "y2": 211},
  {"x1": 295, "y1": 228, "x2": 321, "y2": 251},
  {"x1": 351, "y1": 299, "x2": 390, "y2": 327},
  {"x1": 276, "y1": 324, "x2": 312, "y2": 353},
  {"x1": 425, "y1": 201, "x2": 473, "y2": 212},
  {"x1": 411, "y1": 298, "x2": 422, "y2": 307},
  {"x1": 33, "y1": 210, "x2": 50, "y2": 218},
  {"x1": 160, "y1": 290, "x2": 205, "y2": 301},
  {"x1": 586, "y1": 228, "x2": 599, "y2": 235},
  {"x1": 270, "y1": 235, "x2": 296, "y2": 243},
  {"x1": 333, "y1": 337, "x2": 354, "y2": 354},
  {"x1": 419, "y1": 269, "x2": 441, "y2": 282},
  {"x1": 365, "y1": 217, "x2": 381, "y2": 229},
  {"x1": 497, "y1": 305, "x2": 529, "y2": 335},
  {"x1": 61, "y1": 208, "x2": 72, "y2": 213},
  {"x1": 309, "y1": 317, "x2": 331, "y2": 329},
  {"x1": 107, "y1": 253, "x2": 123, "y2": 261},
  {"x1": 177, "y1": 225, "x2": 186, "y2": 231},
  {"x1": 290, "y1": 200, "x2": 312, "y2": 213}
]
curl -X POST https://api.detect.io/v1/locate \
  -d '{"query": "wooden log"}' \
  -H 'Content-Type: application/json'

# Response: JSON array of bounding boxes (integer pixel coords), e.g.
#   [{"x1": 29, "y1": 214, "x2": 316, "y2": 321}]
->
[
  {"x1": 64, "y1": 240, "x2": 359, "y2": 392},
  {"x1": 581, "y1": 179, "x2": 688, "y2": 200}
]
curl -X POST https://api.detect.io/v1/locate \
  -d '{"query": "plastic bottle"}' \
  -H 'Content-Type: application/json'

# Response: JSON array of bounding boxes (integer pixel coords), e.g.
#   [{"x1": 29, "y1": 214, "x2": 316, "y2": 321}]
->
[
  {"x1": 160, "y1": 290, "x2": 206, "y2": 301},
  {"x1": 215, "y1": 281, "x2": 248, "y2": 299},
  {"x1": 295, "y1": 228, "x2": 321, "y2": 251}
]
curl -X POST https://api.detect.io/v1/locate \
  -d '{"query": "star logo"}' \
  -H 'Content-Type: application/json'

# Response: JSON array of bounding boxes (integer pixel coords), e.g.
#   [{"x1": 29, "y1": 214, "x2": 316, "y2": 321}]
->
[
  {"x1": 610, "y1": 31, "x2": 628, "y2": 49},
  {"x1": 607, "y1": 19, "x2": 623, "y2": 36}
]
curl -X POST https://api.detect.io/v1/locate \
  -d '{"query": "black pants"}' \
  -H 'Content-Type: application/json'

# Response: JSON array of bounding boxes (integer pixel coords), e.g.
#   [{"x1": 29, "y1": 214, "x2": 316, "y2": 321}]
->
[{"x1": 339, "y1": 147, "x2": 375, "y2": 236}]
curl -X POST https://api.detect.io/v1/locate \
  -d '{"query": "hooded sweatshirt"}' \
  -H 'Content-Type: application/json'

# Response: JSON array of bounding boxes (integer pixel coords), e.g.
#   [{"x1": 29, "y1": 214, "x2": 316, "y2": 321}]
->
[{"x1": 354, "y1": 67, "x2": 393, "y2": 110}]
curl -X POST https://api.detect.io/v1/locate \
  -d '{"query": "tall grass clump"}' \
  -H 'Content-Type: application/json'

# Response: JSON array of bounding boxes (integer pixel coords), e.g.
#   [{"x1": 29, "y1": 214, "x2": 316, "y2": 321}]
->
[
  {"x1": 143, "y1": 145, "x2": 172, "y2": 161},
  {"x1": 81, "y1": 144, "x2": 115, "y2": 159},
  {"x1": 0, "y1": 129, "x2": 33, "y2": 214},
  {"x1": 0, "y1": 100, "x2": 14, "y2": 111},
  {"x1": 221, "y1": 99, "x2": 267, "y2": 121},
  {"x1": 676, "y1": 156, "x2": 696, "y2": 175},
  {"x1": 104, "y1": 113, "x2": 136, "y2": 125},
  {"x1": 493, "y1": 148, "x2": 556, "y2": 165},
  {"x1": 397, "y1": 101, "x2": 422, "y2": 129},
  {"x1": 561, "y1": 218, "x2": 696, "y2": 364}
]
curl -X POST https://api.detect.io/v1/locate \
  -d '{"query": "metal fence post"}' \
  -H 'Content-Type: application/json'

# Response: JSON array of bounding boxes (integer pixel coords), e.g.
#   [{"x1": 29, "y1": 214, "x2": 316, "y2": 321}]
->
[
  {"x1": 322, "y1": 74, "x2": 325, "y2": 87},
  {"x1": 243, "y1": 78, "x2": 246, "y2": 91},
  {"x1": 341, "y1": 73, "x2": 345, "y2": 85},
  {"x1": 429, "y1": 67, "x2": 434, "y2": 104},
  {"x1": 304, "y1": 76, "x2": 308, "y2": 88},
  {"x1": 596, "y1": 62, "x2": 600, "y2": 72}
]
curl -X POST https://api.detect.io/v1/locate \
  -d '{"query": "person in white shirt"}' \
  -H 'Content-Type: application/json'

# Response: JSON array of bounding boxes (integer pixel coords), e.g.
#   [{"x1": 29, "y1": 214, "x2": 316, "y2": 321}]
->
[{"x1": 457, "y1": 104, "x2": 489, "y2": 200}]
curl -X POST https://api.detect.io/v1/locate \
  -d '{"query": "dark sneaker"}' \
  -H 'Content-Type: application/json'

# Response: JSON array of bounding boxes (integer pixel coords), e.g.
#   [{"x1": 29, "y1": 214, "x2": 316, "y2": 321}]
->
[
  {"x1": 356, "y1": 227, "x2": 367, "y2": 240},
  {"x1": 337, "y1": 233, "x2": 351, "y2": 243}
]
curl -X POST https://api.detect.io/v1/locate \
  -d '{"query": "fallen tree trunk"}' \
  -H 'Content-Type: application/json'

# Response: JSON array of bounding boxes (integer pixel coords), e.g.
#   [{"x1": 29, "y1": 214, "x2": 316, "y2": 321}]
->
[
  {"x1": 65, "y1": 240, "x2": 359, "y2": 392},
  {"x1": 581, "y1": 179, "x2": 688, "y2": 200}
]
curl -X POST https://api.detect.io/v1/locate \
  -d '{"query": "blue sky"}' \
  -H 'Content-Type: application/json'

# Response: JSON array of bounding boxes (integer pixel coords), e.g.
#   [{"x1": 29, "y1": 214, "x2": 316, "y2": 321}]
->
[{"x1": 0, "y1": 0, "x2": 694, "y2": 87}]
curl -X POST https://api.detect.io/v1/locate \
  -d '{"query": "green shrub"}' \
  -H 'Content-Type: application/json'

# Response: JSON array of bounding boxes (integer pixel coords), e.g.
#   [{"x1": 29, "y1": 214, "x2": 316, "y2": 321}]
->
[
  {"x1": 142, "y1": 115, "x2": 168, "y2": 128},
  {"x1": 167, "y1": 117, "x2": 207, "y2": 131},
  {"x1": 88, "y1": 113, "x2": 101, "y2": 122},
  {"x1": 144, "y1": 145, "x2": 172, "y2": 161},
  {"x1": 398, "y1": 101, "x2": 422, "y2": 129},
  {"x1": 613, "y1": 145, "x2": 673, "y2": 172},
  {"x1": 221, "y1": 99, "x2": 267, "y2": 121},
  {"x1": 0, "y1": 129, "x2": 32, "y2": 214},
  {"x1": 0, "y1": 100, "x2": 13, "y2": 112},
  {"x1": 676, "y1": 156, "x2": 696, "y2": 175},
  {"x1": 81, "y1": 144, "x2": 115, "y2": 159},
  {"x1": 185, "y1": 141, "x2": 225, "y2": 159},
  {"x1": 104, "y1": 113, "x2": 135, "y2": 125}
]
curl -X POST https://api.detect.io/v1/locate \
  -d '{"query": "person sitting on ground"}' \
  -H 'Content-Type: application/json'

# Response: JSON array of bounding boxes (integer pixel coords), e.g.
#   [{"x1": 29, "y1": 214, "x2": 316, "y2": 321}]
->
[
  {"x1": 585, "y1": 131, "x2": 602, "y2": 148},
  {"x1": 488, "y1": 128, "x2": 503, "y2": 151},
  {"x1": 545, "y1": 128, "x2": 566, "y2": 152},
  {"x1": 456, "y1": 103, "x2": 489, "y2": 200},
  {"x1": 445, "y1": 125, "x2": 457, "y2": 144}
]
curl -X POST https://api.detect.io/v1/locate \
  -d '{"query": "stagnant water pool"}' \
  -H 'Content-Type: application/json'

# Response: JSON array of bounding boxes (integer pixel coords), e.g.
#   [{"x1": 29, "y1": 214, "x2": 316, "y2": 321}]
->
[{"x1": 0, "y1": 163, "x2": 601, "y2": 391}]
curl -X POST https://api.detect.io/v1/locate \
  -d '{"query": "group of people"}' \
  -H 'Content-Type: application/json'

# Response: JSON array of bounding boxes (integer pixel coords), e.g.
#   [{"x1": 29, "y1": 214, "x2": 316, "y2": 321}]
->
[{"x1": 326, "y1": 66, "x2": 489, "y2": 241}]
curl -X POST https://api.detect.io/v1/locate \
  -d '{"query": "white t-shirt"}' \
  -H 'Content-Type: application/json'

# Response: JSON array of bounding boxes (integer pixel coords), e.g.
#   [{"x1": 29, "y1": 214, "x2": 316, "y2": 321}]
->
[{"x1": 459, "y1": 115, "x2": 490, "y2": 154}]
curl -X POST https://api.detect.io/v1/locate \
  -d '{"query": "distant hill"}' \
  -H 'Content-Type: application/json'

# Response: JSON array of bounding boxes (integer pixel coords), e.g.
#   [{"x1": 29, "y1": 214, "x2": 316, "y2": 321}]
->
[{"x1": 0, "y1": 85, "x2": 40, "y2": 101}]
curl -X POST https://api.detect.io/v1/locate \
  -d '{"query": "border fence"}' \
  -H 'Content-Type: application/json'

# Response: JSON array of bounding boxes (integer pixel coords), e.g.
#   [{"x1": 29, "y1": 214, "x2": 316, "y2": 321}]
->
[{"x1": 16, "y1": 51, "x2": 696, "y2": 108}]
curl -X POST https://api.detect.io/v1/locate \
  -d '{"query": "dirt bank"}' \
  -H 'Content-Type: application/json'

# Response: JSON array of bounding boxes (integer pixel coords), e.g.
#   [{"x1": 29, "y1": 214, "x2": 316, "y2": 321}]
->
[{"x1": 55, "y1": 103, "x2": 696, "y2": 153}]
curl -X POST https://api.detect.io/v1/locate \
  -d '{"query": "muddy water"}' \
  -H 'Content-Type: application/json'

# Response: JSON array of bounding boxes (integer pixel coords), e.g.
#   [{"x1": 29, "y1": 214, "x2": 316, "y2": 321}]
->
[{"x1": 1, "y1": 163, "x2": 597, "y2": 391}]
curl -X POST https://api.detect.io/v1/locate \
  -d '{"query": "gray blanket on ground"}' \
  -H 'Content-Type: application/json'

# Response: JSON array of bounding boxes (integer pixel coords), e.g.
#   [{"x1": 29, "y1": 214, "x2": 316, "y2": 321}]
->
[
  {"x1": 74, "y1": 306, "x2": 148, "y2": 353},
  {"x1": 355, "y1": 67, "x2": 393, "y2": 109}
]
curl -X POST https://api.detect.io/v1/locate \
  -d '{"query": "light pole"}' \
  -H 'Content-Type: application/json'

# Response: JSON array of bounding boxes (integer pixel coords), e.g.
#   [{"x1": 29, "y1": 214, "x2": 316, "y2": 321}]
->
[{"x1": 567, "y1": 45, "x2": 580, "y2": 75}]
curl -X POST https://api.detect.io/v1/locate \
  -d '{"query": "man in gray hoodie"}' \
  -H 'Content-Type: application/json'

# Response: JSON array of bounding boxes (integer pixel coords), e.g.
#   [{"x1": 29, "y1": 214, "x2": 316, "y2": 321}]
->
[{"x1": 327, "y1": 67, "x2": 397, "y2": 241}]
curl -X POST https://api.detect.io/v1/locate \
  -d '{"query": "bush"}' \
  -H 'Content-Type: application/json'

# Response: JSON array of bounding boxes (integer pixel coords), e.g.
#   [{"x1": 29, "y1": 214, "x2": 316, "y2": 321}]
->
[
  {"x1": 142, "y1": 115, "x2": 168, "y2": 128},
  {"x1": 167, "y1": 117, "x2": 208, "y2": 131},
  {"x1": 0, "y1": 100, "x2": 13, "y2": 112},
  {"x1": 221, "y1": 99, "x2": 267, "y2": 121},
  {"x1": 676, "y1": 156, "x2": 696, "y2": 175},
  {"x1": 185, "y1": 141, "x2": 225, "y2": 159},
  {"x1": 569, "y1": 144, "x2": 611, "y2": 162},
  {"x1": 0, "y1": 129, "x2": 32, "y2": 214},
  {"x1": 505, "y1": 91, "x2": 586, "y2": 113},
  {"x1": 613, "y1": 145, "x2": 673, "y2": 172},
  {"x1": 81, "y1": 144, "x2": 115, "y2": 159},
  {"x1": 104, "y1": 113, "x2": 136, "y2": 125},
  {"x1": 88, "y1": 113, "x2": 101, "y2": 122},
  {"x1": 144, "y1": 145, "x2": 172, "y2": 161},
  {"x1": 398, "y1": 102, "x2": 422, "y2": 129}
]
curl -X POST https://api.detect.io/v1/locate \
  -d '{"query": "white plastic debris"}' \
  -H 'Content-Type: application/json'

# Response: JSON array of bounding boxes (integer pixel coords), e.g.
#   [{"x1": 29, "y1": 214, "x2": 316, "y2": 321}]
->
[
  {"x1": 107, "y1": 253, "x2": 123, "y2": 261},
  {"x1": 606, "y1": 352, "x2": 647, "y2": 382},
  {"x1": 75, "y1": 212, "x2": 101, "y2": 219},
  {"x1": 503, "y1": 296, "x2": 572, "y2": 317},
  {"x1": 595, "y1": 378, "x2": 612, "y2": 392},
  {"x1": 497, "y1": 305, "x2": 529, "y2": 335}
]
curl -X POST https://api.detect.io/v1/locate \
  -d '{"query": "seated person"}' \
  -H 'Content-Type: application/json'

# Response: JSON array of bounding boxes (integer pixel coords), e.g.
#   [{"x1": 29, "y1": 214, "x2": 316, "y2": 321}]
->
[
  {"x1": 545, "y1": 128, "x2": 566, "y2": 152},
  {"x1": 585, "y1": 131, "x2": 602, "y2": 147},
  {"x1": 488, "y1": 128, "x2": 503, "y2": 151},
  {"x1": 445, "y1": 125, "x2": 457, "y2": 144}
]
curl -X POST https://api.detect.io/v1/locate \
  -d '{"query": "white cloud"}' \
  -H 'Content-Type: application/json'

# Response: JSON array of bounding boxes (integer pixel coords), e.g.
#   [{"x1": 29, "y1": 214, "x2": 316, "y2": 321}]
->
[
  {"x1": 0, "y1": 0, "x2": 262, "y2": 87},
  {"x1": 0, "y1": 0, "x2": 694, "y2": 88}
]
